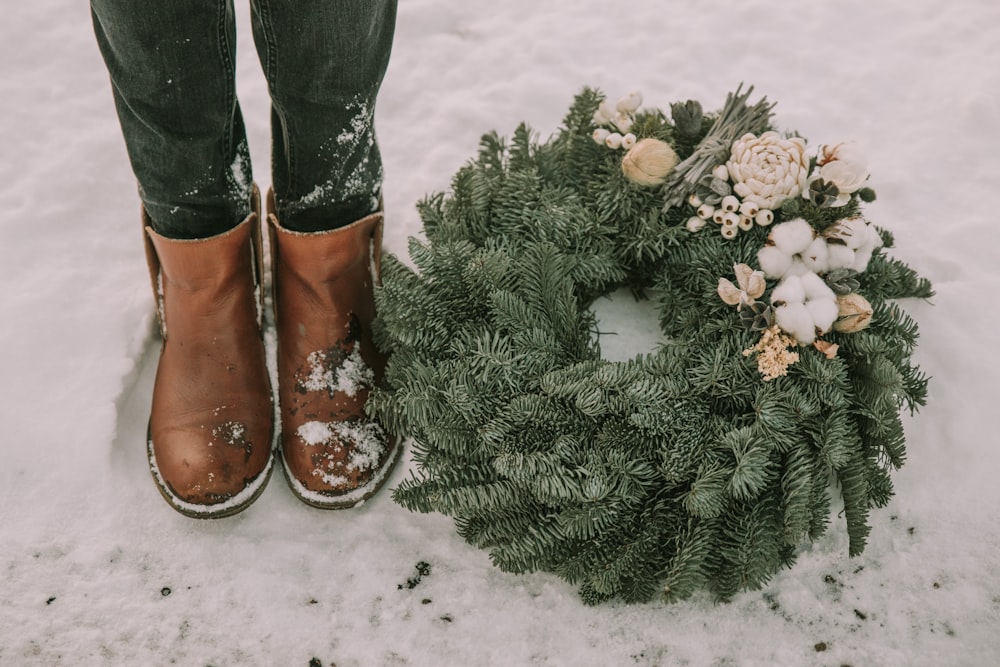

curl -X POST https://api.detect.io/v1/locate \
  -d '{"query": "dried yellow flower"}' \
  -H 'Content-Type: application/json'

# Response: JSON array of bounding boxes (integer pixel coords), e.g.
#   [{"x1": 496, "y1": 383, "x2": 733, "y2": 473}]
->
[
  {"x1": 621, "y1": 138, "x2": 679, "y2": 186},
  {"x1": 743, "y1": 325, "x2": 800, "y2": 381}
]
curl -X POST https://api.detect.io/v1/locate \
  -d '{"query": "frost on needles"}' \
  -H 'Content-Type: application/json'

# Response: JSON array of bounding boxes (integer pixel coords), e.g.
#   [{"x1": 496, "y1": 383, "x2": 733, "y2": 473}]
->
[{"x1": 368, "y1": 87, "x2": 932, "y2": 605}]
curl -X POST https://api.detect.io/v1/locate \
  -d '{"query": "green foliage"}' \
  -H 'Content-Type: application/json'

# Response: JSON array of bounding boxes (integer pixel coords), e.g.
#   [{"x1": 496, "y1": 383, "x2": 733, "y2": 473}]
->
[{"x1": 373, "y1": 87, "x2": 931, "y2": 604}]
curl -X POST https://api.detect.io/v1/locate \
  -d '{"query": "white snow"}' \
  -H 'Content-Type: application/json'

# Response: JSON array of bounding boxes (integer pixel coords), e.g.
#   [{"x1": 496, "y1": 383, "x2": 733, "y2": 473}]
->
[
  {"x1": 300, "y1": 343, "x2": 375, "y2": 398},
  {"x1": 2, "y1": 0, "x2": 999, "y2": 665}
]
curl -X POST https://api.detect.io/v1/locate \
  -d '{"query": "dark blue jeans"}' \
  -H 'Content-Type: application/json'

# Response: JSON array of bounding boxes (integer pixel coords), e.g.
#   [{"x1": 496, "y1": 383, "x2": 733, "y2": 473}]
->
[{"x1": 92, "y1": 0, "x2": 397, "y2": 238}]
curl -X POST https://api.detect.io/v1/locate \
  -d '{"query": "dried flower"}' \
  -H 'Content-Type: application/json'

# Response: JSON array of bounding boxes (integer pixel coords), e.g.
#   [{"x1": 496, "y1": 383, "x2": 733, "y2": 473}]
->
[
  {"x1": 833, "y1": 293, "x2": 874, "y2": 333},
  {"x1": 727, "y1": 131, "x2": 810, "y2": 209},
  {"x1": 718, "y1": 263, "x2": 767, "y2": 307},
  {"x1": 744, "y1": 325, "x2": 800, "y2": 381},
  {"x1": 811, "y1": 142, "x2": 869, "y2": 206},
  {"x1": 813, "y1": 340, "x2": 839, "y2": 359},
  {"x1": 621, "y1": 138, "x2": 679, "y2": 186}
]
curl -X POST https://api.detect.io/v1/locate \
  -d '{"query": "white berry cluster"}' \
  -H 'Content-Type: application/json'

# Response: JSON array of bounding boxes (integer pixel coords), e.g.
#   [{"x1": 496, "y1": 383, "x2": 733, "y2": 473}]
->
[
  {"x1": 685, "y1": 181, "x2": 776, "y2": 237},
  {"x1": 592, "y1": 91, "x2": 643, "y2": 150}
]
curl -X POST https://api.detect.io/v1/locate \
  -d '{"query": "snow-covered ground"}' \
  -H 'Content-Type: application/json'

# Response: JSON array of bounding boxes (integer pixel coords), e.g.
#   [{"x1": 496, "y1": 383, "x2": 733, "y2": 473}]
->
[{"x1": 3, "y1": 0, "x2": 999, "y2": 664}]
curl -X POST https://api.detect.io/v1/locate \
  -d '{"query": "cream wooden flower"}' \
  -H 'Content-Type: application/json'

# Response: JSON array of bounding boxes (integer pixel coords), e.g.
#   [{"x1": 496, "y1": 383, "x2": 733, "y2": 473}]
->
[{"x1": 726, "y1": 131, "x2": 809, "y2": 209}]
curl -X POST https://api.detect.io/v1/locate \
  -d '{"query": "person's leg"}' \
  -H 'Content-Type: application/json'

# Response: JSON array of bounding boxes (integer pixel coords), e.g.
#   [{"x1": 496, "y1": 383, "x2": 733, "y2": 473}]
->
[
  {"x1": 91, "y1": 0, "x2": 253, "y2": 238},
  {"x1": 250, "y1": 0, "x2": 396, "y2": 232},
  {"x1": 251, "y1": 0, "x2": 400, "y2": 507},
  {"x1": 91, "y1": 0, "x2": 273, "y2": 517}
]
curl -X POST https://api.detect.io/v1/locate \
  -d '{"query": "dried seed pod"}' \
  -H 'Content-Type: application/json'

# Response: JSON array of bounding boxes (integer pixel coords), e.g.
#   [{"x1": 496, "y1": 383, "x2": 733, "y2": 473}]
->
[
  {"x1": 697, "y1": 203, "x2": 716, "y2": 220},
  {"x1": 721, "y1": 195, "x2": 740, "y2": 213},
  {"x1": 833, "y1": 293, "x2": 874, "y2": 333},
  {"x1": 755, "y1": 209, "x2": 775, "y2": 226},
  {"x1": 738, "y1": 215, "x2": 754, "y2": 231},
  {"x1": 592, "y1": 128, "x2": 611, "y2": 145}
]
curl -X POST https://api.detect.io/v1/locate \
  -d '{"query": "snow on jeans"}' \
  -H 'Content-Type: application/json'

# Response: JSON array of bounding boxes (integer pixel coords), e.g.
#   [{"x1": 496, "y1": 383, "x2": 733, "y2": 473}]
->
[{"x1": 91, "y1": 0, "x2": 397, "y2": 238}]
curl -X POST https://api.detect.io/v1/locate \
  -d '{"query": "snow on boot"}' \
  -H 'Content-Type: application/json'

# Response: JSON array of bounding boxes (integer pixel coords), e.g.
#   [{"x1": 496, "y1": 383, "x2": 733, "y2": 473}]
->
[
  {"x1": 143, "y1": 191, "x2": 274, "y2": 518},
  {"x1": 267, "y1": 190, "x2": 399, "y2": 509}
]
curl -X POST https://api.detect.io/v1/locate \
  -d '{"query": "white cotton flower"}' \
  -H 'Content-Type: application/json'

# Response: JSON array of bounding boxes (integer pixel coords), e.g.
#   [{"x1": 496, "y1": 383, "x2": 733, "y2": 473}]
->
[
  {"x1": 771, "y1": 275, "x2": 806, "y2": 305},
  {"x1": 686, "y1": 216, "x2": 707, "y2": 233},
  {"x1": 616, "y1": 91, "x2": 643, "y2": 113},
  {"x1": 775, "y1": 302, "x2": 817, "y2": 345},
  {"x1": 771, "y1": 271, "x2": 838, "y2": 343},
  {"x1": 726, "y1": 131, "x2": 810, "y2": 209},
  {"x1": 785, "y1": 258, "x2": 811, "y2": 277},
  {"x1": 592, "y1": 128, "x2": 611, "y2": 145},
  {"x1": 605, "y1": 132, "x2": 623, "y2": 149},
  {"x1": 800, "y1": 238, "x2": 830, "y2": 274},
  {"x1": 769, "y1": 218, "x2": 815, "y2": 255},
  {"x1": 806, "y1": 298, "x2": 839, "y2": 335},
  {"x1": 800, "y1": 271, "x2": 835, "y2": 301},
  {"x1": 758, "y1": 245, "x2": 793, "y2": 278},
  {"x1": 826, "y1": 244, "x2": 856, "y2": 271}
]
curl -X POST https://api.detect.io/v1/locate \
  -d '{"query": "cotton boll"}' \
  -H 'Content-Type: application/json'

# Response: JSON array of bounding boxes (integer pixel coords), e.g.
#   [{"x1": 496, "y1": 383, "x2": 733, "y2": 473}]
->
[
  {"x1": 758, "y1": 245, "x2": 793, "y2": 278},
  {"x1": 771, "y1": 275, "x2": 805, "y2": 306},
  {"x1": 775, "y1": 302, "x2": 816, "y2": 344},
  {"x1": 770, "y1": 218, "x2": 814, "y2": 255},
  {"x1": 826, "y1": 244, "x2": 856, "y2": 270},
  {"x1": 824, "y1": 216, "x2": 868, "y2": 250},
  {"x1": 806, "y1": 297, "x2": 839, "y2": 334},
  {"x1": 800, "y1": 271, "x2": 836, "y2": 301},
  {"x1": 800, "y1": 238, "x2": 830, "y2": 273},
  {"x1": 785, "y1": 258, "x2": 811, "y2": 277},
  {"x1": 851, "y1": 247, "x2": 874, "y2": 273}
]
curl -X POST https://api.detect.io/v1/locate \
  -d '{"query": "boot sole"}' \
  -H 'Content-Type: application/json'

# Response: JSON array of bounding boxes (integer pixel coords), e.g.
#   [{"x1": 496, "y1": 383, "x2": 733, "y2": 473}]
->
[
  {"x1": 146, "y1": 423, "x2": 276, "y2": 519},
  {"x1": 280, "y1": 435, "x2": 402, "y2": 510}
]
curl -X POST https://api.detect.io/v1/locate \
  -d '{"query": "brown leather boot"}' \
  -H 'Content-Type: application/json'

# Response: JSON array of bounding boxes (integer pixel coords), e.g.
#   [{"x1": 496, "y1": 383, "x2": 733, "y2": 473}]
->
[
  {"x1": 144, "y1": 192, "x2": 274, "y2": 518},
  {"x1": 267, "y1": 190, "x2": 399, "y2": 509}
]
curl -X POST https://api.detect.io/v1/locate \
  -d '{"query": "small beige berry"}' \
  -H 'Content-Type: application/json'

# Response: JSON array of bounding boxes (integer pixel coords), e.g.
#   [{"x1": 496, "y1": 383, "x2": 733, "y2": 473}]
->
[
  {"x1": 686, "y1": 216, "x2": 707, "y2": 233},
  {"x1": 755, "y1": 209, "x2": 775, "y2": 226},
  {"x1": 697, "y1": 203, "x2": 716, "y2": 220},
  {"x1": 721, "y1": 195, "x2": 740, "y2": 213},
  {"x1": 712, "y1": 164, "x2": 730, "y2": 181},
  {"x1": 738, "y1": 215, "x2": 754, "y2": 231},
  {"x1": 721, "y1": 225, "x2": 738, "y2": 239}
]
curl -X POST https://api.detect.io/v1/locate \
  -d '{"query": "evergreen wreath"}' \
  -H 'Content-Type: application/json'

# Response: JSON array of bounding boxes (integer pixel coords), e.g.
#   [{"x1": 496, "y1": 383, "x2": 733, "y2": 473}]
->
[{"x1": 370, "y1": 86, "x2": 932, "y2": 605}]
